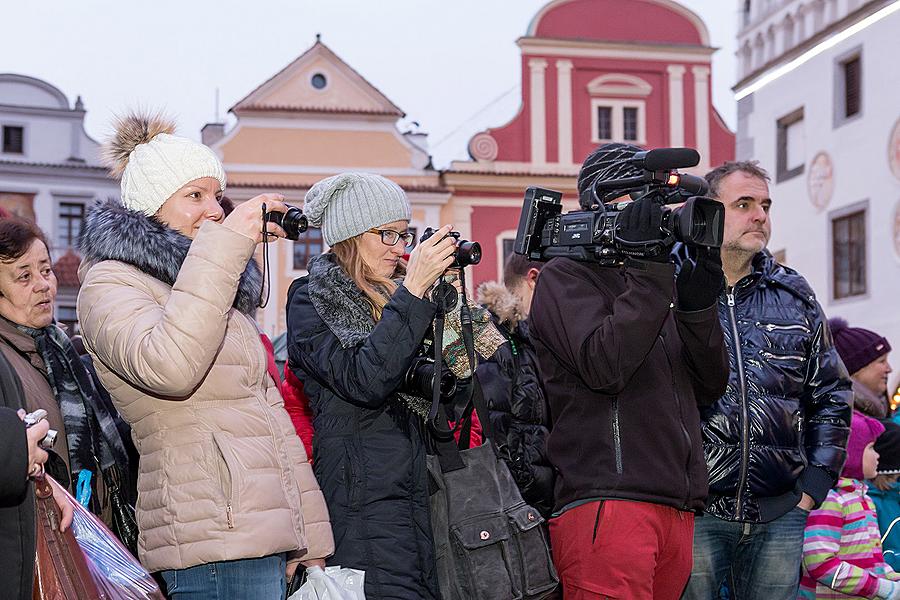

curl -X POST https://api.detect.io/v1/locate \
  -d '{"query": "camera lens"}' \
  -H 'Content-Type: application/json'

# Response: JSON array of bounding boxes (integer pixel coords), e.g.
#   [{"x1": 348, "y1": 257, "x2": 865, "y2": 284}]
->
[
  {"x1": 456, "y1": 241, "x2": 482, "y2": 267},
  {"x1": 265, "y1": 206, "x2": 308, "y2": 241}
]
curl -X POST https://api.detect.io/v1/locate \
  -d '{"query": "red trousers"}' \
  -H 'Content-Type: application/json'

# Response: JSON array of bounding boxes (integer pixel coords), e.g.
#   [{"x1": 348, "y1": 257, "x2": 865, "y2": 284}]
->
[{"x1": 549, "y1": 499, "x2": 694, "y2": 600}]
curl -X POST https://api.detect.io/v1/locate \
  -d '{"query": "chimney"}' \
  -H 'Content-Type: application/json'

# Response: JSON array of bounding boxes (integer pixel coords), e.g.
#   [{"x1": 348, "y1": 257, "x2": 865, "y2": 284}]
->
[{"x1": 201, "y1": 122, "x2": 226, "y2": 146}]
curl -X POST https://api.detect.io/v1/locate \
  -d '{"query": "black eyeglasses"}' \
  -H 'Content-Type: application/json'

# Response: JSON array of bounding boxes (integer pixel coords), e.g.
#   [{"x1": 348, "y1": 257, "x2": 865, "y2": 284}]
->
[{"x1": 366, "y1": 228, "x2": 415, "y2": 247}]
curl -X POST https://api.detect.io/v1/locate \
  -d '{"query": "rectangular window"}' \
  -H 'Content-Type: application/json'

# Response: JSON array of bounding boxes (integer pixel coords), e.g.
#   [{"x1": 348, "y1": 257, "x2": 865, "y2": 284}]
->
[
  {"x1": 57, "y1": 202, "x2": 84, "y2": 249},
  {"x1": 776, "y1": 107, "x2": 804, "y2": 182},
  {"x1": 590, "y1": 100, "x2": 646, "y2": 144},
  {"x1": 843, "y1": 56, "x2": 861, "y2": 118},
  {"x1": 502, "y1": 238, "x2": 515, "y2": 265},
  {"x1": 623, "y1": 107, "x2": 638, "y2": 141},
  {"x1": 832, "y1": 210, "x2": 866, "y2": 299},
  {"x1": 2, "y1": 125, "x2": 24, "y2": 154},
  {"x1": 293, "y1": 227, "x2": 324, "y2": 271},
  {"x1": 596, "y1": 106, "x2": 612, "y2": 140}
]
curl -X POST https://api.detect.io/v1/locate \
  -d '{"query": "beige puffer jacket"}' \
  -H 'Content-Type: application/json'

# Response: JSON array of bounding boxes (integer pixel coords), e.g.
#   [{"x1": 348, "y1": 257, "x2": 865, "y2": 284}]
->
[{"x1": 76, "y1": 220, "x2": 333, "y2": 572}]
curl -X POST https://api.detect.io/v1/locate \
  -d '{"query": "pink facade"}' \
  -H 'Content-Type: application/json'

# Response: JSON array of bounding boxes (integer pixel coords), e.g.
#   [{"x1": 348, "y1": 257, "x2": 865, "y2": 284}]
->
[{"x1": 444, "y1": 0, "x2": 736, "y2": 289}]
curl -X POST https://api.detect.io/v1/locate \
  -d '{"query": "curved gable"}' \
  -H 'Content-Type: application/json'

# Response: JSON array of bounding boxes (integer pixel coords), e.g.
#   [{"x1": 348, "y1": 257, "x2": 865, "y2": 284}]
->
[
  {"x1": 527, "y1": 0, "x2": 709, "y2": 47},
  {"x1": 0, "y1": 73, "x2": 70, "y2": 109}
]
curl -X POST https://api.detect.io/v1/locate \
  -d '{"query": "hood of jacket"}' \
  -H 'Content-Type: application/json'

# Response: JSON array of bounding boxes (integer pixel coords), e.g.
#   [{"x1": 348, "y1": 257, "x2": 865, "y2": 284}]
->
[
  {"x1": 477, "y1": 282, "x2": 524, "y2": 328},
  {"x1": 78, "y1": 201, "x2": 261, "y2": 315}
]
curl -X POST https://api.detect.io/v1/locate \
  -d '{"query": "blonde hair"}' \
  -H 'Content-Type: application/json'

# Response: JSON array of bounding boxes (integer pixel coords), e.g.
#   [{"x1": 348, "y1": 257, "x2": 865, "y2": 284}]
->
[{"x1": 331, "y1": 236, "x2": 404, "y2": 320}]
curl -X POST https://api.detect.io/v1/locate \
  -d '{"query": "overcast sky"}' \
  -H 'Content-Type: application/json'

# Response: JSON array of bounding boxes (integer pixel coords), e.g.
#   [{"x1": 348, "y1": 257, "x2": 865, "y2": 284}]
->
[{"x1": 1, "y1": 0, "x2": 740, "y2": 168}]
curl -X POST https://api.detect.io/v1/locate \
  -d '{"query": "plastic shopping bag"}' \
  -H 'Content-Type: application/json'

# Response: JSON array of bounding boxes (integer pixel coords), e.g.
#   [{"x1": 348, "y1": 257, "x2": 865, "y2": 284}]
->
[
  {"x1": 289, "y1": 565, "x2": 366, "y2": 600},
  {"x1": 33, "y1": 475, "x2": 164, "y2": 600}
]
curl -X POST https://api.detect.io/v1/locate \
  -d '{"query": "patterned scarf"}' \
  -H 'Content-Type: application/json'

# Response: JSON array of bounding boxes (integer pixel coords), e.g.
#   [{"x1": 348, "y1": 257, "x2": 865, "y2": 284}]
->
[
  {"x1": 307, "y1": 253, "x2": 504, "y2": 419},
  {"x1": 15, "y1": 321, "x2": 129, "y2": 476}
]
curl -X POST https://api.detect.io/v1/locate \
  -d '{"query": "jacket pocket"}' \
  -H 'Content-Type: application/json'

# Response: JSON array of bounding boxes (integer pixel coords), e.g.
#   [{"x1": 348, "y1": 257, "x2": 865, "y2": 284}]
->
[
  {"x1": 212, "y1": 432, "x2": 242, "y2": 528},
  {"x1": 451, "y1": 514, "x2": 519, "y2": 600},
  {"x1": 611, "y1": 397, "x2": 623, "y2": 475},
  {"x1": 506, "y1": 504, "x2": 558, "y2": 597}
]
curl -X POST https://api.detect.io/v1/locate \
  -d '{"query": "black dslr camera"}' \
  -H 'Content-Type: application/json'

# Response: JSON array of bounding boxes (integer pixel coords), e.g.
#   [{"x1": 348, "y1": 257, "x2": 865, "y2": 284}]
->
[
  {"x1": 264, "y1": 206, "x2": 308, "y2": 241},
  {"x1": 420, "y1": 228, "x2": 482, "y2": 268},
  {"x1": 403, "y1": 355, "x2": 458, "y2": 401},
  {"x1": 514, "y1": 147, "x2": 724, "y2": 264}
]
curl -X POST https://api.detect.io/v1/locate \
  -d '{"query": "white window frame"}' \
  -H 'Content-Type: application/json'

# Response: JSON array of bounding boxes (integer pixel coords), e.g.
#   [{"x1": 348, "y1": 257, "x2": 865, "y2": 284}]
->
[
  {"x1": 496, "y1": 229, "x2": 518, "y2": 281},
  {"x1": 590, "y1": 99, "x2": 646, "y2": 145}
]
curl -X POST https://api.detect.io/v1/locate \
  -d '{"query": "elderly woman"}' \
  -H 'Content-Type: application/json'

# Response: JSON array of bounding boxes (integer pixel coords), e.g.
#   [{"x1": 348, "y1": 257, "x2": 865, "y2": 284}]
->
[
  {"x1": 0, "y1": 216, "x2": 128, "y2": 518},
  {"x1": 77, "y1": 113, "x2": 333, "y2": 599}
]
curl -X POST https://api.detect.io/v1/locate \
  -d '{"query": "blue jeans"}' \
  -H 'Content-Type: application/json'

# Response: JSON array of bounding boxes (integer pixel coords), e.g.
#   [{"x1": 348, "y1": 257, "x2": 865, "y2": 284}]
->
[
  {"x1": 681, "y1": 507, "x2": 809, "y2": 600},
  {"x1": 160, "y1": 554, "x2": 286, "y2": 600}
]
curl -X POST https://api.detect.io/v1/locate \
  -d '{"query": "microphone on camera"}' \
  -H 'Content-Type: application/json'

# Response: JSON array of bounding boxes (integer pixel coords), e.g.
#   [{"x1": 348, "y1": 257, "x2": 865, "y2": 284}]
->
[{"x1": 632, "y1": 148, "x2": 700, "y2": 171}]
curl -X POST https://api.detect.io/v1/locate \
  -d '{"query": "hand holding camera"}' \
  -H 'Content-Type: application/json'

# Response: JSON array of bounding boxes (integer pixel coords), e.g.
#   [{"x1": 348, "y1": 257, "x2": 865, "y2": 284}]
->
[
  {"x1": 222, "y1": 193, "x2": 289, "y2": 243},
  {"x1": 676, "y1": 246, "x2": 725, "y2": 311},
  {"x1": 405, "y1": 224, "x2": 459, "y2": 299},
  {"x1": 616, "y1": 197, "x2": 669, "y2": 262},
  {"x1": 20, "y1": 408, "x2": 56, "y2": 479}
]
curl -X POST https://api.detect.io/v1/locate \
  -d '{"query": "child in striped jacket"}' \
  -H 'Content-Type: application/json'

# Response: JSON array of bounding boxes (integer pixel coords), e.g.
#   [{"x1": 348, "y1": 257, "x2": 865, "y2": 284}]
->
[{"x1": 800, "y1": 411, "x2": 900, "y2": 599}]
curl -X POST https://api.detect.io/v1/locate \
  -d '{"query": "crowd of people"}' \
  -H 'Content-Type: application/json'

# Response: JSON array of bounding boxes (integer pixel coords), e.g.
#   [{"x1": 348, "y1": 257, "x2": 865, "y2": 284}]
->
[{"x1": 0, "y1": 110, "x2": 897, "y2": 600}]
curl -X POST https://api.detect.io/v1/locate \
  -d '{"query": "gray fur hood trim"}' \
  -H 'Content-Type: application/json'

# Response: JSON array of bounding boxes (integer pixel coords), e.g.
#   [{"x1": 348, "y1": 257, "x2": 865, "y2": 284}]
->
[
  {"x1": 306, "y1": 253, "x2": 377, "y2": 348},
  {"x1": 79, "y1": 201, "x2": 261, "y2": 316}
]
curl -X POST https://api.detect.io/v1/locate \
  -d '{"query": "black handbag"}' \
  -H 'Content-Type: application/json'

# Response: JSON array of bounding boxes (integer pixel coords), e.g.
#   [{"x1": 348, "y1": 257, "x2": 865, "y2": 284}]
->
[{"x1": 425, "y1": 274, "x2": 558, "y2": 600}]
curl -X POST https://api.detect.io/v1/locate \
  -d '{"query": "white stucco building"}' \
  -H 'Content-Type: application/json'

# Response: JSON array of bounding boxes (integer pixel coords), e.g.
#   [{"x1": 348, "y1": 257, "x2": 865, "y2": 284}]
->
[
  {"x1": 0, "y1": 74, "x2": 118, "y2": 330},
  {"x1": 734, "y1": 0, "x2": 900, "y2": 394}
]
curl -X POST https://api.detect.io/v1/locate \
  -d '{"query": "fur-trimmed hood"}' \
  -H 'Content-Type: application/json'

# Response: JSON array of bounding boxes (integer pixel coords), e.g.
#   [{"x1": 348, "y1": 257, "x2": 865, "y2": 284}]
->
[
  {"x1": 78, "y1": 201, "x2": 261, "y2": 315},
  {"x1": 477, "y1": 281, "x2": 525, "y2": 327}
]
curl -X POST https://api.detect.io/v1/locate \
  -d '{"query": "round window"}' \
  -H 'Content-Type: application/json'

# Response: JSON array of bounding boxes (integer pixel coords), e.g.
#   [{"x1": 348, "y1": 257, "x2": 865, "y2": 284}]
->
[{"x1": 311, "y1": 73, "x2": 327, "y2": 90}]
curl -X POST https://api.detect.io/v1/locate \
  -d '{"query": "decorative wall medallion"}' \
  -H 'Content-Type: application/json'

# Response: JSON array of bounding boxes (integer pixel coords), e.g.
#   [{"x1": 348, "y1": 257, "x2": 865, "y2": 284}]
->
[
  {"x1": 468, "y1": 132, "x2": 499, "y2": 162},
  {"x1": 807, "y1": 151, "x2": 834, "y2": 212},
  {"x1": 889, "y1": 118, "x2": 900, "y2": 182}
]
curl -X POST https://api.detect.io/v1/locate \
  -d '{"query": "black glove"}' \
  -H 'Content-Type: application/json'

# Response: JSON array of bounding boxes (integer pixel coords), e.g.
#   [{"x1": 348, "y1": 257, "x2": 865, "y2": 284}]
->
[
  {"x1": 616, "y1": 197, "x2": 669, "y2": 262},
  {"x1": 676, "y1": 246, "x2": 725, "y2": 311}
]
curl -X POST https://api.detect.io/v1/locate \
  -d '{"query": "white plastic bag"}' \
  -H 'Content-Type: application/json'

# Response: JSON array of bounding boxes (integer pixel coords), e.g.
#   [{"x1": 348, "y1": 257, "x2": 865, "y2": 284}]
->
[{"x1": 289, "y1": 565, "x2": 366, "y2": 600}]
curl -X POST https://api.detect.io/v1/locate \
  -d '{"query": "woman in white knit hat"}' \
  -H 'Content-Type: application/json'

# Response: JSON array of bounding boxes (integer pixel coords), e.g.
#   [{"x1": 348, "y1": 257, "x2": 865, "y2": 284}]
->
[
  {"x1": 286, "y1": 172, "x2": 461, "y2": 599},
  {"x1": 76, "y1": 113, "x2": 334, "y2": 599}
]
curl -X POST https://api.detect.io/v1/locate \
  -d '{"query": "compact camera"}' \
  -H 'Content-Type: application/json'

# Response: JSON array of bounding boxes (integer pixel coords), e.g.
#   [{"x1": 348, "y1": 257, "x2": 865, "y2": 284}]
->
[
  {"x1": 264, "y1": 206, "x2": 308, "y2": 241},
  {"x1": 23, "y1": 408, "x2": 58, "y2": 450}
]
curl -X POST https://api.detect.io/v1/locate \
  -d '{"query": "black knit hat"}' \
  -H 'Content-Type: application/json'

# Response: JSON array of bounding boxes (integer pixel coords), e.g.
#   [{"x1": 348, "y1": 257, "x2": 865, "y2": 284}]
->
[
  {"x1": 829, "y1": 318, "x2": 891, "y2": 375},
  {"x1": 876, "y1": 420, "x2": 900, "y2": 475},
  {"x1": 577, "y1": 143, "x2": 644, "y2": 209}
]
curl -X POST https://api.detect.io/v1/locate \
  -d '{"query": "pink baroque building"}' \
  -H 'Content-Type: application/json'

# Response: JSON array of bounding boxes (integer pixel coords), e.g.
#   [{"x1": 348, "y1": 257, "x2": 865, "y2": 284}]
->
[{"x1": 443, "y1": 0, "x2": 735, "y2": 289}]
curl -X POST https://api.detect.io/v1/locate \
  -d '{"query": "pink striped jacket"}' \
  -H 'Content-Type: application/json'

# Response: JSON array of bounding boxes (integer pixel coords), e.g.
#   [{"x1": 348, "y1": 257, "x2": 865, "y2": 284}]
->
[{"x1": 800, "y1": 478, "x2": 900, "y2": 599}]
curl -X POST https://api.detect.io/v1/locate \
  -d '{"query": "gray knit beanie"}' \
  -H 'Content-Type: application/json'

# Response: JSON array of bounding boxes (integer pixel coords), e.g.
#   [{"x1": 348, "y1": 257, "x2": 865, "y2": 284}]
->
[{"x1": 303, "y1": 172, "x2": 412, "y2": 245}]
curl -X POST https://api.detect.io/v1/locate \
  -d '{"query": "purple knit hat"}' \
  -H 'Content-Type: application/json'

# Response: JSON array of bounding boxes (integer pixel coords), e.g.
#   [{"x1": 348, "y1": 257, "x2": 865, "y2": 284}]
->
[
  {"x1": 843, "y1": 411, "x2": 885, "y2": 479},
  {"x1": 829, "y1": 318, "x2": 891, "y2": 376}
]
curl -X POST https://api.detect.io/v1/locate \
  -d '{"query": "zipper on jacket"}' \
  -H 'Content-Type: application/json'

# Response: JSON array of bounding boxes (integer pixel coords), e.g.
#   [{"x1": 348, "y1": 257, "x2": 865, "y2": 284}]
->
[
  {"x1": 756, "y1": 321, "x2": 811, "y2": 335},
  {"x1": 611, "y1": 397, "x2": 623, "y2": 475},
  {"x1": 727, "y1": 285, "x2": 751, "y2": 519},
  {"x1": 660, "y1": 334, "x2": 693, "y2": 509},
  {"x1": 758, "y1": 350, "x2": 807, "y2": 362},
  {"x1": 226, "y1": 502, "x2": 234, "y2": 529}
]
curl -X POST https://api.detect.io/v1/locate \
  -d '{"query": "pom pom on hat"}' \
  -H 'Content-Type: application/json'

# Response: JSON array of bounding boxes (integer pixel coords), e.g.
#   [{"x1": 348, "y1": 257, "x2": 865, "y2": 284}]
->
[{"x1": 103, "y1": 111, "x2": 226, "y2": 216}]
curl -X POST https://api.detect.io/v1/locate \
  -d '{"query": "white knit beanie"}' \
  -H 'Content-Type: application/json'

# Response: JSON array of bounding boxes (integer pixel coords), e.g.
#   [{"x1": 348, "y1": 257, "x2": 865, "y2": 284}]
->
[
  {"x1": 303, "y1": 173, "x2": 412, "y2": 246},
  {"x1": 104, "y1": 113, "x2": 226, "y2": 216}
]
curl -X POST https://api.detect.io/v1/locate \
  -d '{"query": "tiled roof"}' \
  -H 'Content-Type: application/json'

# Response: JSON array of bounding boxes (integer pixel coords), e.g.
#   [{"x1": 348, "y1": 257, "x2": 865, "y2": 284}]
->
[{"x1": 235, "y1": 104, "x2": 401, "y2": 116}]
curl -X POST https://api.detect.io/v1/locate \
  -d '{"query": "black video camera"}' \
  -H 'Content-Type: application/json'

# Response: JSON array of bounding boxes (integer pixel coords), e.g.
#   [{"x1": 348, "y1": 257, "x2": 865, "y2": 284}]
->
[
  {"x1": 264, "y1": 206, "x2": 308, "y2": 241},
  {"x1": 420, "y1": 228, "x2": 482, "y2": 268},
  {"x1": 514, "y1": 147, "x2": 723, "y2": 264}
]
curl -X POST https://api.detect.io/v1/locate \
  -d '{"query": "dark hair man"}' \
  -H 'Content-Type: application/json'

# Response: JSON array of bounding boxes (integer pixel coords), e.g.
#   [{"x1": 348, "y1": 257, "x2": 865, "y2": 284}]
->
[
  {"x1": 476, "y1": 253, "x2": 553, "y2": 516},
  {"x1": 682, "y1": 161, "x2": 852, "y2": 600},
  {"x1": 529, "y1": 143, "x2": 730, "y2": 599}
]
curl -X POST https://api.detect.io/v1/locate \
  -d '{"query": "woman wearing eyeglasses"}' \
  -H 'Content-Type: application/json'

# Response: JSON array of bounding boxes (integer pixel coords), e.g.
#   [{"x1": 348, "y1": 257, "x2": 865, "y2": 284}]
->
[{"x1": 286, "y1": 172, "x2": 458, "y2": 599}]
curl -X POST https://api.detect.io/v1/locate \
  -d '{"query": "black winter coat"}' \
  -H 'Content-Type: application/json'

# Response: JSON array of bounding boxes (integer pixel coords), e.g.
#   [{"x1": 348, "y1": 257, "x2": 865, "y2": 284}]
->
[
  {"x1": 701, "y1": 251, "x2": 852, "y2": 523},
  {"x1": 476, "y1": 283, "x2": 554, "y2": 517},
  {"x1": 0, "y1": 349, "x2": 34, "y2": 600},
  {"x1": 530, "y1": 258, "x2": 730, "y2": 514},
  {"x1": 287, "y1": 254, "x2": 440, "y2": 600}
]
